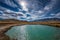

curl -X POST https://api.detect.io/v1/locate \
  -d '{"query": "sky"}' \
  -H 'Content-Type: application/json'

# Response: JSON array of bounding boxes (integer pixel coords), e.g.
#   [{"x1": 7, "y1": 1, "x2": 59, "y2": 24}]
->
[{"x1": 0, "y1": 0, "x2": 60, "y2": 21}]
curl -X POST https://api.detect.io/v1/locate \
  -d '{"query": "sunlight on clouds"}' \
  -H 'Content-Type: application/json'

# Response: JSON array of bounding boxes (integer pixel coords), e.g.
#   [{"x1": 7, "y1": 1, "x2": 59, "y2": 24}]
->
[{"x1": 19, "y1": 1, "x2": 28, "y2": 11}]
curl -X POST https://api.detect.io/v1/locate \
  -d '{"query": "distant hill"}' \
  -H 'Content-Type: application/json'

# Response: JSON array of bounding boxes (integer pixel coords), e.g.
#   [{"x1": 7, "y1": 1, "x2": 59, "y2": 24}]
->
[
  {"x1": 33, "y1": 18, "x2": 60, "y2": 22},
  {"x1": 0, "y1": 18, "x2": 60, "y2": 27}
]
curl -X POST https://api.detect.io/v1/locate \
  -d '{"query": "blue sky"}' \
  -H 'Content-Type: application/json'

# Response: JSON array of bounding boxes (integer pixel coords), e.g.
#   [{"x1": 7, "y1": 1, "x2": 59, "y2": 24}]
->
[{"x1": 0, "y1": 0, "x2": 60, "y2": 21}]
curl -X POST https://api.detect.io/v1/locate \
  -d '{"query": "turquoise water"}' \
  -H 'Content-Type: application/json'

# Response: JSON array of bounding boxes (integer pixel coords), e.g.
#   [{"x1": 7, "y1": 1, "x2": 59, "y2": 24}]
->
[{"x1": 6, "y1": 25, "x2": 60, "y2": 40}]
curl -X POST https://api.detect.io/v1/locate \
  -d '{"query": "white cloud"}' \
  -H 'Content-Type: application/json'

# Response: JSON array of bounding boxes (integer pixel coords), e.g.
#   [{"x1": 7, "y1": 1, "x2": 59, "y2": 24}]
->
[
  {"x1": 44, "y1": 0, "x2": 57, "y2": 11},
  {"x1": 54, "y1": 12, "x2": 60, "y2": 18},
  {"x1": 44, "y1": 6, "x2": 51, "y2": 11},
  {"x1": 38, "y1": 10, "x2": 44, "y2": 13}
]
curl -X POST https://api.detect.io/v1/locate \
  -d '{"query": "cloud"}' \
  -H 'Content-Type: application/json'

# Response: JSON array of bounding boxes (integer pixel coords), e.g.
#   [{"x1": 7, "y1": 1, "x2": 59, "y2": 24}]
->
[
  {"x1": 4, "y1": 0, "x2": 18, "y2": 8},
  {"x1": 54, "y1": 12, "x2": 60, "y2": 18},
  {"x1": 44, "y1": 0, "x2": 57, "y2": 11},
  {"x1": 0, "y1": 0, "x2": 60, "y2": 21}
]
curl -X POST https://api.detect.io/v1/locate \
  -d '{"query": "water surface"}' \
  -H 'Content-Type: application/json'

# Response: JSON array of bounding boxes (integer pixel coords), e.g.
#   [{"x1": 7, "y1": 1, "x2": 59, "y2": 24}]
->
[{"x1": 6, "y1": 25, "x2": 60, "y2": 40}]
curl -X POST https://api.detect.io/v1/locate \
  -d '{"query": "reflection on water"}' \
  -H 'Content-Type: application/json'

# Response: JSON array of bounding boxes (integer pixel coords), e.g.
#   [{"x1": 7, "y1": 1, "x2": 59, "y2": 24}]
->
[
  {"x1": 19, "y1": 25, "x2": 28, "y2": 40},
  {"x1": 6, "y1": 25, "x2": 60, "y2": 40}
]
